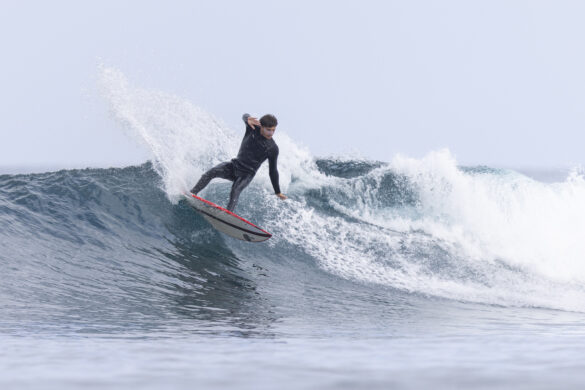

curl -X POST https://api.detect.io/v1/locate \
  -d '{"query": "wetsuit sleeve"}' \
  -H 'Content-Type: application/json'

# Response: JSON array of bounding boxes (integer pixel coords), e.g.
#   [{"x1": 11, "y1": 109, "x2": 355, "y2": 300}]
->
[
  {"x1": 268, "y1": 147, "x2": 281, "y2": 194},
  {"x1": 242, "y1": 113, "x2": 259, "y2": 132},
  {"x1": 242, "y1": 113, "x2": 252, "y2": 134}
]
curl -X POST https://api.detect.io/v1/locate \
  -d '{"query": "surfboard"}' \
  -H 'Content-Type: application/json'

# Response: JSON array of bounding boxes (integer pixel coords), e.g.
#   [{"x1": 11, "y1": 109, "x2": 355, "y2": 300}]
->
[{"x1": 183, "y1": 192, "x2": 272, "y2": 242}]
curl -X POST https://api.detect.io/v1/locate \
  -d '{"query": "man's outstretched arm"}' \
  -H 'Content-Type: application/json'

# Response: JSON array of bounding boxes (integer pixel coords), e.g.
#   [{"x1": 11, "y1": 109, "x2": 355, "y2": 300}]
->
[{"x1": 268, "y1": 151, "x2": 287, "y2": 200}]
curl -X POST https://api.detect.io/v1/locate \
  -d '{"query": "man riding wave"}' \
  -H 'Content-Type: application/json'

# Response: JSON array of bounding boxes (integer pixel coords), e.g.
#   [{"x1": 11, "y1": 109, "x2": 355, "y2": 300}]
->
[{"x1": 190, "y1": 113, "x2": 287, "y2": 211}]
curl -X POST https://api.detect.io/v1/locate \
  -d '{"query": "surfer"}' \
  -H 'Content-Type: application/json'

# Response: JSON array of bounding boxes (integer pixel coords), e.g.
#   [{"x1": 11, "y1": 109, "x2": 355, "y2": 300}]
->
[{"x1": 190, "y1": 113, "x2": 288, "y2": 211}]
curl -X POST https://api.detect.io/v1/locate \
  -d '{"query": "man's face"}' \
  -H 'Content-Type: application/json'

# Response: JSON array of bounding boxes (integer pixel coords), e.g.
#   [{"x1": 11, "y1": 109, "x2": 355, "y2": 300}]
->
[{"x1": 261, "y1": 126, "x2": 276, "y2": 139}]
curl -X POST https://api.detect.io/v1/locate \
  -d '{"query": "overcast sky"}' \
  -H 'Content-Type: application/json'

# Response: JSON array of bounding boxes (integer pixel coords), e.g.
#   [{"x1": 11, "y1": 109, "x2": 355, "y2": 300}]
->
[{"x1": 1, "y1": 0, "x2": 585, "y2": 171}]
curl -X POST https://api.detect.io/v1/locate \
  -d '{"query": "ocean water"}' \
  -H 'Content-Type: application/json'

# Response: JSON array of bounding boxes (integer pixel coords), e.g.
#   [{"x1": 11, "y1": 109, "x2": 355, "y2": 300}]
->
[{"x1": 1, "y1": 69, "x2": 585, "y2": 389}]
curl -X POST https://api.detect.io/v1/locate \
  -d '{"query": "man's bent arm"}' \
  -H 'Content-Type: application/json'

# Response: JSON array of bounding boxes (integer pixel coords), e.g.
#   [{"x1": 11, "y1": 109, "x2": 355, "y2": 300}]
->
[{"x1": 242, "y1": 113, "x2": 260, "y2": 131}]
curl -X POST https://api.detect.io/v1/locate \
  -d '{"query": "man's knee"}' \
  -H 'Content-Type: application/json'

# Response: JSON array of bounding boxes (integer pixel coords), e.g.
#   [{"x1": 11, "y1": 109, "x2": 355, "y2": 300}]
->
[{"x1": 201, "y1": 169, "x2": 216, "y2": 180}]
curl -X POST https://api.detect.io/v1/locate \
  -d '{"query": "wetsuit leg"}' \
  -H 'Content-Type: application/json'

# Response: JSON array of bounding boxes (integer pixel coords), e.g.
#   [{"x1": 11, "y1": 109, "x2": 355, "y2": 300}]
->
[
  {"x1": 226, "y1": 174, "x2": 254, "y2": 211},
  {"x1": 190, "y1": 162, "x2": 236, "y2": 194}
]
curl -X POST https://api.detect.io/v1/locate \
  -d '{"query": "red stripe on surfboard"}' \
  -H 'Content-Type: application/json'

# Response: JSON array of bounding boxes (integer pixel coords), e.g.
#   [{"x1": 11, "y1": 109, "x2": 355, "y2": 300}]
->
[{"x1": 184, "y1": 192, "x2": 272, "y2": 236}]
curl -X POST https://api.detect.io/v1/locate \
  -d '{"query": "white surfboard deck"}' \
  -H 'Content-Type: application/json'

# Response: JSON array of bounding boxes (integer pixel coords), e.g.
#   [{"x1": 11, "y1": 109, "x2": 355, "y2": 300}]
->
[{"x1": 183, "y1": 192, "x2": 272, "y2": 242}]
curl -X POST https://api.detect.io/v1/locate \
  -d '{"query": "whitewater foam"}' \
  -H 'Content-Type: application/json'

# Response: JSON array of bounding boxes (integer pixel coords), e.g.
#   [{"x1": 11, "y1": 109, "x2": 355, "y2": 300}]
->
[
  {"x1": 390, "y1": 150, "x2": 585, "y2": 283},
  {"x1": 266, "y1": 150, "x2": 585, "y2": 311}
]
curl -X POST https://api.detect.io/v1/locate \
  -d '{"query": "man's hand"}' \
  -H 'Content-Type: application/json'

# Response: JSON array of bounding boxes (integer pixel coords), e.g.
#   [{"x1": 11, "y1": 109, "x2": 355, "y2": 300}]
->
[
  {"x1": 276, "y1": 193, "x2": 287, "y2": 200},
  {"x1": 247, "y1": 116, "x2": 261, "y2": 128}
]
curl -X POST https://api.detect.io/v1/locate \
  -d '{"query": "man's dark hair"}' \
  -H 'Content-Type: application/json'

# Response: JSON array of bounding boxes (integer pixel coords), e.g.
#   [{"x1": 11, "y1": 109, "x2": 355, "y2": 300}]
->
[{"x1": 260, "y1": 114, "x2": 278, "y2": 128}]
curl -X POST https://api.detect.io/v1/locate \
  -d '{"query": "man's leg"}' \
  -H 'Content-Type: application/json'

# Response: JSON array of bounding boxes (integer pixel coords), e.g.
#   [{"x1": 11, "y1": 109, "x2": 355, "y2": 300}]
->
[
  {"x1": 191, "y1": 162, "x2": 236, "y2": 195},
  {"x1": 226, "y1": 174, "x2": 254, "y2": 212}
]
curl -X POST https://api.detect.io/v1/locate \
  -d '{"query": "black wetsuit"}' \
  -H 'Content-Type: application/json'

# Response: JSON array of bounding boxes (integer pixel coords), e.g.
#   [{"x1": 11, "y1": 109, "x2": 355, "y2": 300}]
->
[{"x1": 190, "y1": 113, "x2": 281, "y2": 211}]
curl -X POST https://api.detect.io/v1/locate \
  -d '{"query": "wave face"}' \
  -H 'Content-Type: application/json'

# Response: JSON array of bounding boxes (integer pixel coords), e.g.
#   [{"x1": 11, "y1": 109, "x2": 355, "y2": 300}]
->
[
  {"x1": 0, "y1": 164, "x2": 272, "y2": 334},
  {"x1": 2, "y1": 69, "x2": 585, "y2": 337}
]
